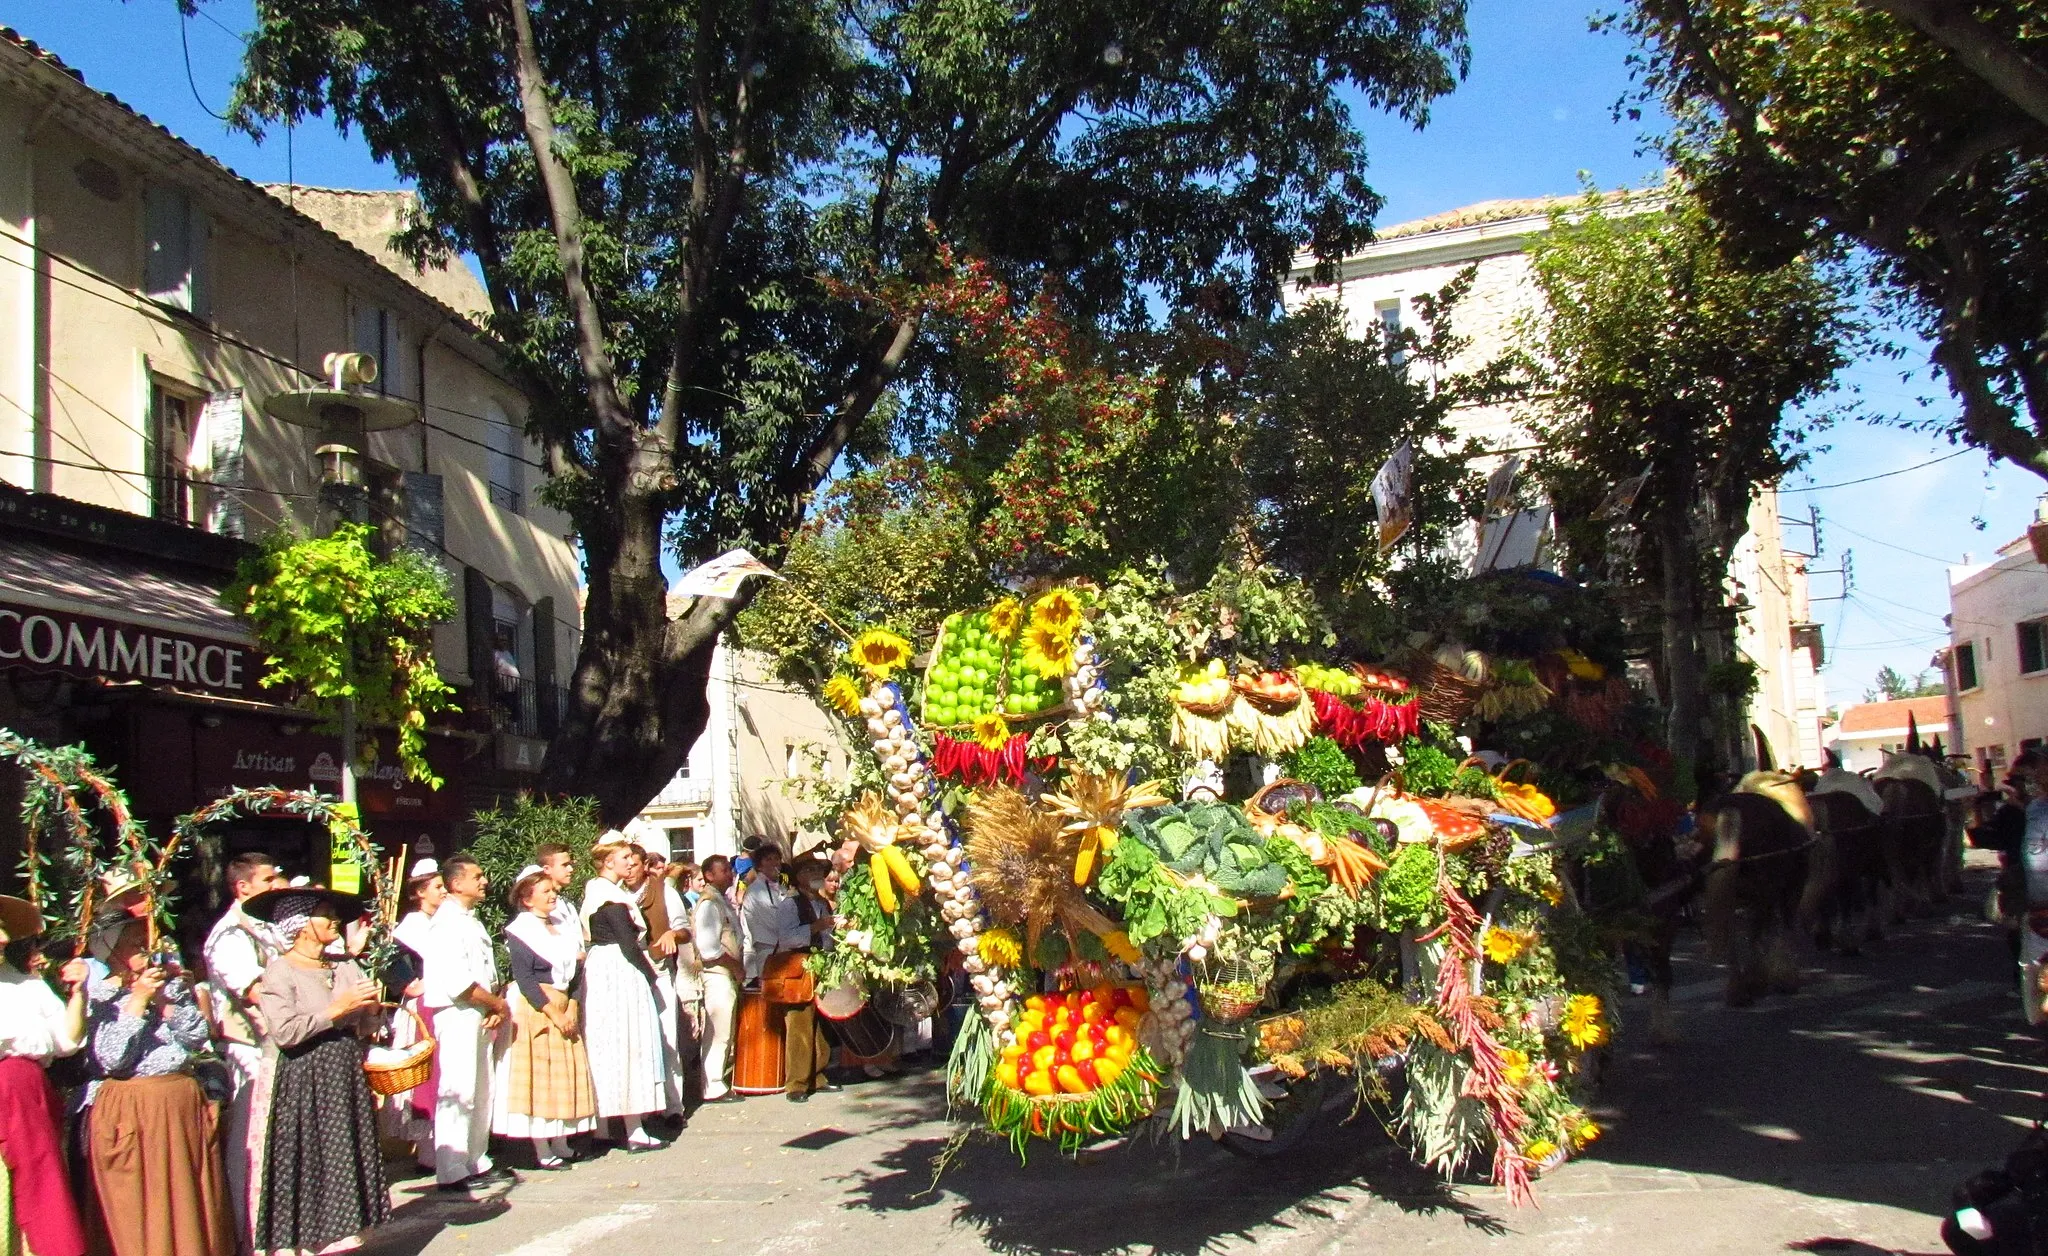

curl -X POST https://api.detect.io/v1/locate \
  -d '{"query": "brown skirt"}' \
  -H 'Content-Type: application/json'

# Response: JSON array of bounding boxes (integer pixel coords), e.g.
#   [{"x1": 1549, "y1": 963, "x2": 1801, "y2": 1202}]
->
[
  {"x1": 502, "y1": 988, "x2": 597, "y2": 1124},
  {"x1": 87, "y1": 1074, "x2": 235, "y2": 1256}
]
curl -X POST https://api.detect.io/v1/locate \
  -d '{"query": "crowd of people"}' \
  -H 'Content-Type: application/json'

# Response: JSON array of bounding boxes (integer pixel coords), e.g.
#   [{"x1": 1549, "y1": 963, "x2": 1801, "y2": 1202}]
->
[{"x1": 0, "y1": 828, "x2": 918, "y2": 1256}]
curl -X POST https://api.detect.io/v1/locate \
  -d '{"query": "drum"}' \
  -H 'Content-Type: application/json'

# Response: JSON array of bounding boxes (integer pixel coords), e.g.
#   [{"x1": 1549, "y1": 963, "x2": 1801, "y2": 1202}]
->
[
  {"x1": 816, "y1": 982, "x2": 894, "y2": 1061},
  {"x1": 732, "y1": 989, "x2": 786, "y2": 1095}
]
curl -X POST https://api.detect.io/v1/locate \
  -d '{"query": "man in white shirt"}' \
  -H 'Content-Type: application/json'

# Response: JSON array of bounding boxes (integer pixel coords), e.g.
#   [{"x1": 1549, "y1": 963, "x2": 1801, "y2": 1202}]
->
[
  {"x1": 536, "y1": 843, "x2": 580, "y2": 937},
  {"x1": 201, "y1": 850, "x2": 285, "y2": 1248},
  {"x1": 741, "y1": 843, "x2": 802, "y2": 982},
  {"x1": 692, "y1": 855, "x2": 744, "y2": 1102},
  {"x1": 422, "y1": 854, "x2": 515, "y2": 1192}
]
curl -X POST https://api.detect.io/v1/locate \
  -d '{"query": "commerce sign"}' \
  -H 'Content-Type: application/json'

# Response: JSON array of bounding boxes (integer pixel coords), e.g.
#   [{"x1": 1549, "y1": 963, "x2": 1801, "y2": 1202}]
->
[{"x1": 0, "y1": 598, "x2": 256, "y2": 698}]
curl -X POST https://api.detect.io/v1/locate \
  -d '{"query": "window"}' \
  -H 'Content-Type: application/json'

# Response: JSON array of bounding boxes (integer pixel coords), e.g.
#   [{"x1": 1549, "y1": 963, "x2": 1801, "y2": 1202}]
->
[
  {"x1": 351, "y1": 301, "x2": 407, "y2": 398},
  {"x1": 665, "y1": 825, "x2": 696, "y2": 864},
  {"x1": 1955, "y1": 641, "x2": 1980, "y2": 691},
  {"x1": 485, "y1": 401, "x2": 524, "y2": 515},
  {"x1": 144, "y1": 186, "x2": 209, "y2": 315},
  {"x1": 1376, "y1": 300, "x2": 1406, "y2": 366},
  {"x1": 1987, "y1": 744, "x2": 2009, "y2": 775},
  {"x1": 785, "y1": 740, "x2": 802, "y2": 777},
  {"x1": 2023, "y1": 621, "x2": 2048, "y2": 675},
  {"x1": 149, "y1": 380, "x2": 202, "y2": 525}
]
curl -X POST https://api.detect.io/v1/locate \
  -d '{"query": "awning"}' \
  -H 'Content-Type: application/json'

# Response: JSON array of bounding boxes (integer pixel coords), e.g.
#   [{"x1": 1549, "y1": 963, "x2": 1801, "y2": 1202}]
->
[{"x1": 0, "y1": 534, "x2": 259, "y2": 699}]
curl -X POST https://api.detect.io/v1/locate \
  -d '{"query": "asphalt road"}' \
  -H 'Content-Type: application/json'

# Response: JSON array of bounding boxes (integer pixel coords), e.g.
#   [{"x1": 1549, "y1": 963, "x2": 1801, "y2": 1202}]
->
[{"x1": 361, "y1": 855, "x2": 2038, "y2": 1256}]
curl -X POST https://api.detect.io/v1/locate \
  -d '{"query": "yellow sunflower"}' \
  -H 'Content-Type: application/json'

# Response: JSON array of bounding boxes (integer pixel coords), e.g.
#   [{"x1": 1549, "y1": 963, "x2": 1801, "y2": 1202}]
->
[
  {"x1": 1523, "y1": 1139, "x2": 1558, "y2": 1162},
  {"x1": 971, "y1": 712, "x2": 1012, "y2": 751},
  {"x1": 1561, "y1": 994, "x2": 1608, "y2": 1050},
  {"x1": 1574, "y1": 1120, "x2": 1601, "y2": 1147},
  {"x1": 849, "y1": 628, "x2": 912, "y2": 679},
  {"x1": 987, "y1": 598, "x2": 1023, "y2": 640},
  {"x1": 822, "y1": 675, "x2": 863, "y2": 717},
  {"x1": 1020, "y1": 622, "x2": 1078, "y2": 679},
  {"x1": 979, "y1": 927, "x2": 1024, "y2": 969},
  {"x1": 1482, "y1": 927, "x2": 1533, "y2": 965},
  {"x1": 1029, "y1": 588, "x2": 1083, "y2": 637},
  {"x1": 1500, "y1": 1048, "x2": 1532, "y2": 1089}
]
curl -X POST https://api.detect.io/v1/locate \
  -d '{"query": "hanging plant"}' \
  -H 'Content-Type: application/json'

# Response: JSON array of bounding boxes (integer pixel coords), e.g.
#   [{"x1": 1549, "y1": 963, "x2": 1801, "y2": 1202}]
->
[{"x1": 225, "y1": 524, "x2": 457, "y2": 785}]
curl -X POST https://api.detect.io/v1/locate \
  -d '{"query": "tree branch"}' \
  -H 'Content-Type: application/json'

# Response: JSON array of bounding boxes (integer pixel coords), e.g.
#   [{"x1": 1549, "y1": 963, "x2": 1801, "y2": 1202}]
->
[
  {"x1": 1927, "y1": 215, "x2": 2048, "y2": 478},
  {"x1": 506, "y1": 0, "x2": 636, "y2": 443},
  {"x1": 1865, "y1": 0, "x2": 2048, "y2": 132}
]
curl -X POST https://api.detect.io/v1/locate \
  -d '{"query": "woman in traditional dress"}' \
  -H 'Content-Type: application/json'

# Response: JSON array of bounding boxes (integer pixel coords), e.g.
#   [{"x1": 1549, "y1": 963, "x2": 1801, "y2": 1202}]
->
[
  {"x1": 384, "y1": 860, "x2": 443, "y2": 1142},
  {"x1": 494, "y1": 867, "x2": 596, "y2": 1168},
  {"x1": 0, "y1": 896, "x2": 89, "y2": 1256},
  {"x1": 246, "y1": 888, "x2": 389, "y2": 1256},
  {"x1": 79, "y1": 914, "x2": 236, "y2": 1256},
  {"x1": 577, "y1": 839, "x2": 667, "y2": 1150}
]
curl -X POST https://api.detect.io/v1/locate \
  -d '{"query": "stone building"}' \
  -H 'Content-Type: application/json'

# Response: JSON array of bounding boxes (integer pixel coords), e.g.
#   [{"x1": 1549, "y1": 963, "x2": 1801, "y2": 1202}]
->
[
  {"x1": 1945, "y1": 510, "x2": 2048, "y2": 778},
  {"x1": 1284, "y1": 193, "x2": 1828, "y2": 770},
  {"x1": 0, "y1": 27, "x2": 580, "y2": 887}
]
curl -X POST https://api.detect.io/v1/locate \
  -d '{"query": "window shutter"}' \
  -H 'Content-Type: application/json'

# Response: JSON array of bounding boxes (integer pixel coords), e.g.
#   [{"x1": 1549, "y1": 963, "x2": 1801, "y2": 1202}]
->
[
  {"x1": 187, "y1": 207, "x2": 211, "y2": 319},
  {"x1": 202, "y1": 389, "x2": 244, "y2": 537},
  {"x1": 532, "y1": 595, "x2": 559, "y2": 738},
  {"x1": 402, "y1": 471, "x2": 444, "y2": 555},
  {"x1": 143, "y1": 186, "x2": 192, "y2": 308},
  {"x1": 463, "y1": 565, "x2": 493, "y2": 686}
]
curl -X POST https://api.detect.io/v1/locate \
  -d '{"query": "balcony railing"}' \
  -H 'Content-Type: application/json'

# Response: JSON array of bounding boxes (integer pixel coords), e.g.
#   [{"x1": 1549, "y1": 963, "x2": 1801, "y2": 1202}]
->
[{"x1": 474, "y1": 678, "x2": 566, "y2": 740}]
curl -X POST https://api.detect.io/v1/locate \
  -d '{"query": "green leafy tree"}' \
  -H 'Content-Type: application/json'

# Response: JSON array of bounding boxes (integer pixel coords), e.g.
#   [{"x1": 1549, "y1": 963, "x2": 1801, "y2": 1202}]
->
[
  {"x1": 1521, "y1": 187, "x2": 1852, "y2": 788},
  {"x1": 1864, "y1": 664, "x2": 1943, "y2": 702},
  {"x1": 224, "y1": 524, "x2": 456, "y2": 784},
  {"x1": 225, "y1": 0, "x2": 1471, "y2": 822},
  {"x1": 1618, "y1": 0, "x2": 2048, "y2": 478},
  {"x1": 465, "y1": 795, "x2": 602, "y2": 958}
]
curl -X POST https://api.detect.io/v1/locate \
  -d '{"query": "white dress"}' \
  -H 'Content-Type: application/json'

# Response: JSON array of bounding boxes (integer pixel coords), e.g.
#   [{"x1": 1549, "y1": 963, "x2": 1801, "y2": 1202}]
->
[{"x1": 577, "y1": 877, "x2": 667, "y2": 1120}]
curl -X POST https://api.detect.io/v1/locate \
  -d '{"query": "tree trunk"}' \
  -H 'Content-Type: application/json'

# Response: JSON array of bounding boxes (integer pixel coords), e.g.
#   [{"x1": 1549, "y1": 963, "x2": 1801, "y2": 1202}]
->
[
  {"x1": 1656, "y1": 506, "x2": 1707, "y2": 803},
  {"x1": 536, "y1": 487, "x2": 725, "y2": 826}
]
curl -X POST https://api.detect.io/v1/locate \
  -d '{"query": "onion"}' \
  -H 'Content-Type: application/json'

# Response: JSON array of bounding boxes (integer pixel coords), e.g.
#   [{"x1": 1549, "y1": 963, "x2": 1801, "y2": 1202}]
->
[
  {"x1": 962, "y1": 955, "x2": 986, "y2": 975},
  {"x1": 859, "y1": 697, "x2": 882, "y2": 718}
]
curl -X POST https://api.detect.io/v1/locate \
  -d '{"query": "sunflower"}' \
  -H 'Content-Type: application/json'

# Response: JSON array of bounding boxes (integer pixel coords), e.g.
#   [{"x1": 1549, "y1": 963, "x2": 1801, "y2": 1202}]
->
[
  {"x1": 971, "y1": 712, "x2": 1012, "y2": 752},
  {"x1": 987, "y1": 598, "x2": 1023, "y2": 640},
  {"x1": 1522, "y1": 1139, "x2": 1558, "y2": 1162},
  {"x1": 822, "y1": 675, "x2": 863, "y2": 718},
  {"x1": 1561, "y1": 993, "x2": 1608, "y2": 1050},
  {"x1": 1482, "y1": 926, "x2": 1533, "y2": 965},
  {"x1": 1500, "y1": 1048, "x2": 1532, "y2": 1089},
  {"x1": 1029, "y1": 588, "x2": 1083, "y2": 637},
  {"x1": 849, "y1": 628, "x2": 912, "y2": 679},
  {"x1": 978, "y1": 927, "x2": 1024, "y2": 969},
  {"x1": 1020, "y1": 622, "x2": 1078, "y2": 679},
  {"x1": 1574, "y1": 1120, "x2": 1601, "y2": 1147}
]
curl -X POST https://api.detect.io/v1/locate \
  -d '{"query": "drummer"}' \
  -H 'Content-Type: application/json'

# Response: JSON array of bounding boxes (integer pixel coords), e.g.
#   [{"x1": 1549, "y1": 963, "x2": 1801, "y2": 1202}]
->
[{"x1": 783, "y1": 857, "x2": 836, "y2": 1102}]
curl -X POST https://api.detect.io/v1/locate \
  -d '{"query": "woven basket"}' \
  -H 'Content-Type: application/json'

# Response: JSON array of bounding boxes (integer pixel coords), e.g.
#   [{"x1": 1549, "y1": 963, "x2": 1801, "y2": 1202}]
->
[
  {"x1": 1176, "y1": 693, "x2": 1236, "y2": 720},
  {"x1": 1411, "y1": 658, "x2": 1486, "y2": 725},
  {"x1": 1233, "y1": 675, "x2": 1306, "y2": 716},
  {"x1": 1196, "y1": 955, "x2": 1273, "y2": 1023},
  {"x1": 1245, "y1": 778, "x2": 1323, "y2": 822},
  {"x1": 362, "y1": 1004, "x2": 435, "y2": 1097}
]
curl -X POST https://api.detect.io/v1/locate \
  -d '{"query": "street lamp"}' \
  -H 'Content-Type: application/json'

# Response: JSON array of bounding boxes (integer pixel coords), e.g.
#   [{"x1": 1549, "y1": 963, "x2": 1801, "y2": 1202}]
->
[{"x1": 260, "y1": 351, "x2": 419, "y2": 807}]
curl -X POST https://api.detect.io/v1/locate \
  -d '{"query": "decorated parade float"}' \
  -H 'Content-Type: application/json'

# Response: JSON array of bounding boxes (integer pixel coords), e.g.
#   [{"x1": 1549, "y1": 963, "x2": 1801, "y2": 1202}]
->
[{"x1": 797, "y1": 566, "x2": 1657, "y2": 1203}]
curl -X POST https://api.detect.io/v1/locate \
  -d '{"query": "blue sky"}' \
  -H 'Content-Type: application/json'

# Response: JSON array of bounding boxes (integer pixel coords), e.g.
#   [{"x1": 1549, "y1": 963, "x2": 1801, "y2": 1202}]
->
[{"x1": 6, "y1": 0, "x2": 2033, "y2": 707}]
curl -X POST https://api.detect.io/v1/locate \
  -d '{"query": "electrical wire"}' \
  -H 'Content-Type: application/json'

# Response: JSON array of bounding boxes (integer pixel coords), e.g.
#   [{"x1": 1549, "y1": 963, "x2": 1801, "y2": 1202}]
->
[
  {"x1": 1826, "y1": 519, "x2": 1960, "y2": 566},
  {"x1": 176, "y1": 9, "x2": 232, "y2": 124},
  {"x1": 1785, "y1": 448, "x2": 1974, "y2": 493}
]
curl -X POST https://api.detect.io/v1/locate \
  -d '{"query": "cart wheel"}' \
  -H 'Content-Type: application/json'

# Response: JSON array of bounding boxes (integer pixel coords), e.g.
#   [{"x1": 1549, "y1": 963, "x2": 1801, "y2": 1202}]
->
[{"x1": 1220, "y1": 1071, "x2": 1346, "y2": 1160}]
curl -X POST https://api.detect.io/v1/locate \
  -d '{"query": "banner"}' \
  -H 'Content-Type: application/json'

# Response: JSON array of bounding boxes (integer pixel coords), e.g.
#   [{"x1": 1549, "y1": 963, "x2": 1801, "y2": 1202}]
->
[
  {"x1": 1372, "y1": 441, "x2": 1416, "y2": 557},
  {"x1": 672, "y1": 548, "x2": 782, "y2": 600}
]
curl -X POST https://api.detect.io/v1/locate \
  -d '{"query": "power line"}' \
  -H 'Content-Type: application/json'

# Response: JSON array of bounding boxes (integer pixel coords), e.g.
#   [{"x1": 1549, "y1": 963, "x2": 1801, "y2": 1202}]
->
[
  {"x1": 1785, "y1": 448, "x2": 1974, "y2": 493},
  {"x1": 1827, "y1": 519, "x2": 1960, "y2": 566},
  {"x1": 176, "y1": 10, "x2": 232, "y2": 124}
]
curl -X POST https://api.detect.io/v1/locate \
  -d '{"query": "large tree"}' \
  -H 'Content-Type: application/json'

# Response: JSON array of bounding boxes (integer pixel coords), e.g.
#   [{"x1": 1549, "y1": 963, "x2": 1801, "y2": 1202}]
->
[
  {"x1": 225, "y1": 0, "x2": 1469, "y2": 821},
  {"x1": 1523, "y1": 187, "x2": 1852, "y2": 787},
  {"x1": 1619, "y1": 0, "x2": 2048, "y2": 478}
]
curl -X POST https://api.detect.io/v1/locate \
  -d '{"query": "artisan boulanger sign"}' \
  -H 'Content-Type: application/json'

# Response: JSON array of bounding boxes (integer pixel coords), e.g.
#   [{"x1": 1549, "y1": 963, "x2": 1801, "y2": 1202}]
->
[{"x1": 0, "y1": 598, "x2": 256, "y2": 697}]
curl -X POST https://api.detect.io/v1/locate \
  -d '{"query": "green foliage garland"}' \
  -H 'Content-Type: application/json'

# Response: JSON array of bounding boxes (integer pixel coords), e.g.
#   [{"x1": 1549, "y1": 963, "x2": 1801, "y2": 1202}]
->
[{"x1": 226, "y1": 525, "x2": 456, "y2": 786}]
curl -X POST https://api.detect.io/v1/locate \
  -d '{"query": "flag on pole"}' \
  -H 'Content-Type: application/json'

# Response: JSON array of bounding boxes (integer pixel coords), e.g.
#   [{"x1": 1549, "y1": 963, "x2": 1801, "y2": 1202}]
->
[
  {"x1": 1372, "y1": 441, "x2": 1416, "y2": 557},
  {"x1": 672, "y1": 549, "x2": 782, "y2": 600}
]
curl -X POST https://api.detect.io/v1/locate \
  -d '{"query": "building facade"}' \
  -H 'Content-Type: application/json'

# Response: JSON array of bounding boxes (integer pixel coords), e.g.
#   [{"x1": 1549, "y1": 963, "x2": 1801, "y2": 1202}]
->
[
  {"x1": 634, "y1": 629, "x2": 850, "y2": 864},
  {"x1": 1823, "y1": 696, "x2": 1951, "y2": 773},
  {"x1": 0, "y1": 28, "x2": 579, "y2": 894},
  {"x1": 1283, "y1": 194, "x2": 1829, "y2": 770},
  {"x1": 1946, "y1": 521, "x2": 2048, "y2": 780}
]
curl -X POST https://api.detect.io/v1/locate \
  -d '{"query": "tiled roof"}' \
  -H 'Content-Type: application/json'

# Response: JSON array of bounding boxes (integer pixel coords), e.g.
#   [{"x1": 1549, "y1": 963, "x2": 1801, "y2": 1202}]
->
[
  {"x1": 1373, "y1": 187, "x2": 1649, "y2": 242},
  {"x1": 1834, "y1": 696, "x2": 1950, "y2": 736},
  {"x1": 0, "y1": 25, "x2": 491, "y2": 344}
]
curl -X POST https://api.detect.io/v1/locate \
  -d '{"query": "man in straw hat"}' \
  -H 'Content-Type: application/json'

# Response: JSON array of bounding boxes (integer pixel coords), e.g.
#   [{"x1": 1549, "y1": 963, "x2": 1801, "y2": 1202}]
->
[
  {"x1": 200, "y1": 851, "x2": 286, "y2": 1250},
  {"x1": 0, "y1": 893, "x2": 89, "y2": 1256},
  {"x1": 420, "y1": 854, "x2": 516, "y2": 1193}
]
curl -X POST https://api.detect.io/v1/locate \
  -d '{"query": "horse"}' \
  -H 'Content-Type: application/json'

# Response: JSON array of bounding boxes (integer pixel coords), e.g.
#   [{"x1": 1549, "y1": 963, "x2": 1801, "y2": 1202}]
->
[
  {"x1": 1590, "y1": 758, "x2": 1700, "y2": 1045},
  {"x1": 1700, "y1": 771, "x2": 1814, "y2": 1008},
  {"x1": 1875, "y1": 749, "x2": 1949, "y2": 916},
  {"x1": 1797, "y1": 763, "x2": 1891, "y2": 954}
]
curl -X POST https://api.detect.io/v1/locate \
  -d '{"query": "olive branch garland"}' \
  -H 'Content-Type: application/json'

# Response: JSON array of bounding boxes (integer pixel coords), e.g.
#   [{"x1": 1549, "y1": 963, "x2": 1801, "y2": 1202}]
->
[
  {"x1": 171, "y1": 787, "x2": 394, "y2": 977},
  {"x1": 0, "y1": 728, "x2": 148, "y2": 946}
]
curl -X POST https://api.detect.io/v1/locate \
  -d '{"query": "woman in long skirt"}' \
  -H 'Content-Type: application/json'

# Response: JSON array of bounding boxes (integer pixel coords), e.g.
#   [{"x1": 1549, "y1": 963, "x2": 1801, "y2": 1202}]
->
[
  {"x1": 493, "y1": 867, "x2": 595, "y2": 1168},
  {"x1": 246, "y1": 889, "x2": 389, "y2": 1256},
  {"x1": 578, "y1": 839, "x2": 667, "y2": 1150},
  {"x1": 80, "y1": 914, "x2": 236, "y2": 1256},
  {"x1": 0, "y1": 896, "x2": 88, "y2": 1256}
]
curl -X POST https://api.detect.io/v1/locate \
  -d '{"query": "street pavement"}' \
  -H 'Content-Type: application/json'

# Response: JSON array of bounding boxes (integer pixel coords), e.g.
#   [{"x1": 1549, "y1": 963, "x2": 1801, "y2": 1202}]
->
[{"x1": 362, "y1": 855, "x2": 2038, "y2": 1256}]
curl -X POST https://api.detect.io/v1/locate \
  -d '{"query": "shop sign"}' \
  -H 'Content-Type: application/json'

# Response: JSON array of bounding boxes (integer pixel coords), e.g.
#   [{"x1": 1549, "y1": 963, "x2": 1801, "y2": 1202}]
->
[{"x1": 0, "y1": 597, "x2": 256, "y2": 698}]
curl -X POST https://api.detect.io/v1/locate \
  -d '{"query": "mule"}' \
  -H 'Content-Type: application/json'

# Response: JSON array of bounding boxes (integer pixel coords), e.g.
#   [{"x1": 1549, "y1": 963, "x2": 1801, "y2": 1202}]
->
[
  {"x1": 1700, "y1": 773, "x2": 1813, "y2": 1008},
  {"x1": 1875, "y1": 751, "x2": 1948, "y2": 916},
  {"x1": 1799, "y1": 774, "x2": 1890, "y2": 954}
]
